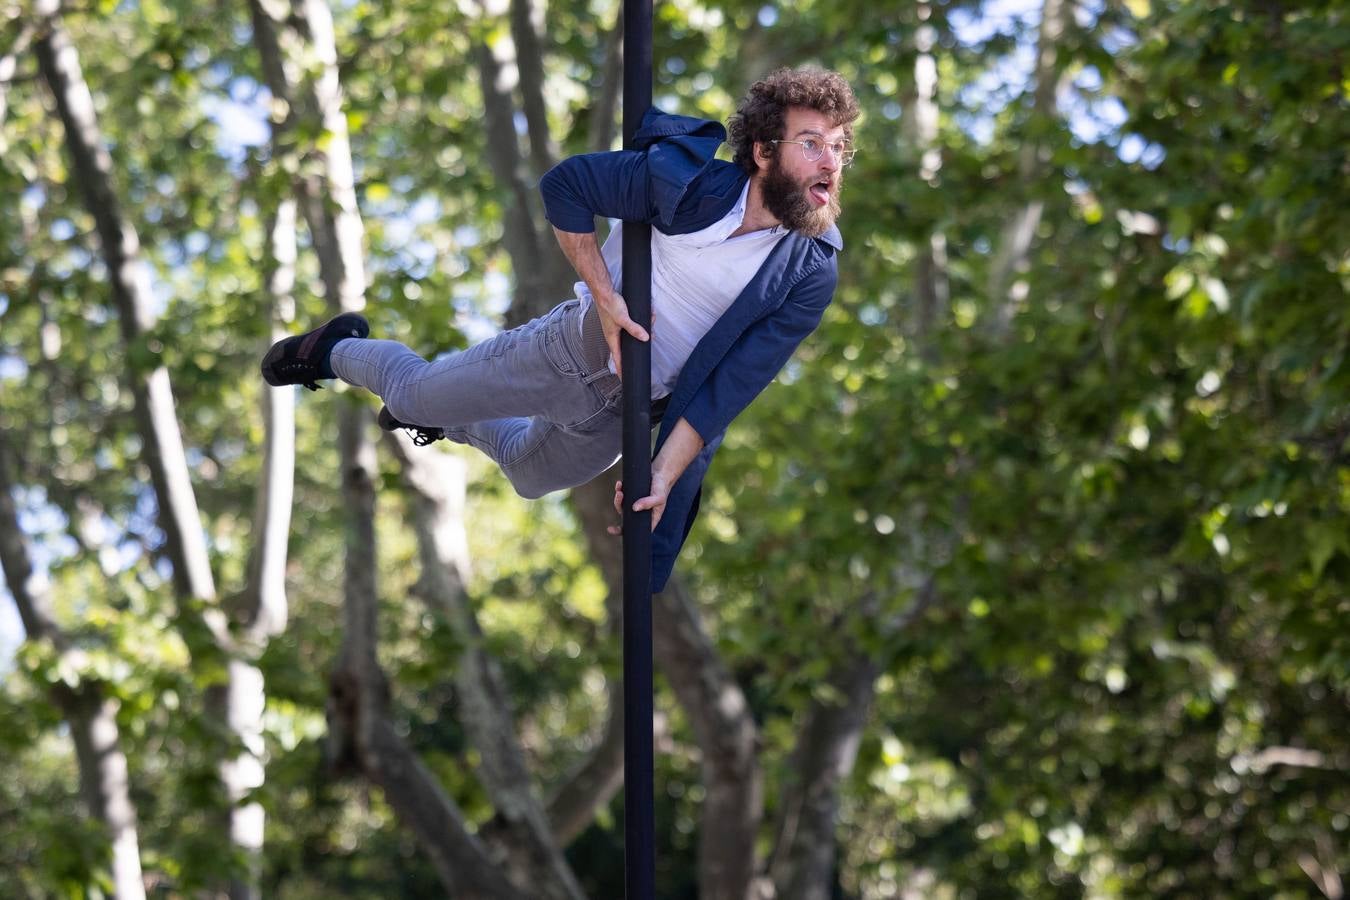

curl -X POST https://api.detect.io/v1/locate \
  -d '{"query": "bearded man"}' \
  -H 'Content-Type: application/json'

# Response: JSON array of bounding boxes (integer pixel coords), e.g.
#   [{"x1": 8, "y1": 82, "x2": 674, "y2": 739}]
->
[{"x1": 261, "y1": 66, "x2": 859, "y2": 590}]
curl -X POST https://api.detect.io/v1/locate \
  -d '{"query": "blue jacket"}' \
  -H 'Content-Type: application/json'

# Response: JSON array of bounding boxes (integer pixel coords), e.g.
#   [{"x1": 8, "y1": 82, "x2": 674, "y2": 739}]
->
[{"x1": 540, "y1": 109, "x2": 842, "y2": 591}]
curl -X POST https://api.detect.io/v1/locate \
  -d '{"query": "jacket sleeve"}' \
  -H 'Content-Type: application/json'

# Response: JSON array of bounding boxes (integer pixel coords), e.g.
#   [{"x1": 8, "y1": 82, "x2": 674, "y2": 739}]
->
[
  {"x1": 539, "y1": 150, "x2": 658, "y2": 233},
  {"x1": 680, "y1": 257, "x2": 837, "y2": 444}
]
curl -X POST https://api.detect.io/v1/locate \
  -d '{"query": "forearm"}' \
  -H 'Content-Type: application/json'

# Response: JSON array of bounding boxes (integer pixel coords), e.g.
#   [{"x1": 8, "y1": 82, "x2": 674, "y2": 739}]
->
[
  {"x1": 652, "y1": 417, "x2": 705, "y2": 486},
  {"x1": 552, "y1": 225, "x2": 617, "y2": 302}
]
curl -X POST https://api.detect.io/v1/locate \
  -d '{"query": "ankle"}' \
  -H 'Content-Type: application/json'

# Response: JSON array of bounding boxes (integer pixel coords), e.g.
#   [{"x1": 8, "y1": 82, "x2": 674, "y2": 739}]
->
[{"x1": 322, "y1": 338, "x2": 355, "y2": 379}]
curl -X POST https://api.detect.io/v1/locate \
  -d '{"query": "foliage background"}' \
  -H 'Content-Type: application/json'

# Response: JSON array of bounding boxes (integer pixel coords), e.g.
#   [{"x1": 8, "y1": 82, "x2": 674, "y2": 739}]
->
[{"x1": 1, "y1": 0, "x2": 1346, "y2": 896}]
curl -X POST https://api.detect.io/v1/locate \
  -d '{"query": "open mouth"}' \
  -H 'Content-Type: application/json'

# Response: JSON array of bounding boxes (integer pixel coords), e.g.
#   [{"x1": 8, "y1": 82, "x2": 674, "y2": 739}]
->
[{"x1": 808, "y1": 180, "x2": 832, "y2": 206}]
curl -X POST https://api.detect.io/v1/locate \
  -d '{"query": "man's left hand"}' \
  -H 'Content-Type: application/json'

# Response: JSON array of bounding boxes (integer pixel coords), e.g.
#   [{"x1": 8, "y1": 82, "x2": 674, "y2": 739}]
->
[{"x1": 607, "y1": 472, "x2": 671, "y2": 535}]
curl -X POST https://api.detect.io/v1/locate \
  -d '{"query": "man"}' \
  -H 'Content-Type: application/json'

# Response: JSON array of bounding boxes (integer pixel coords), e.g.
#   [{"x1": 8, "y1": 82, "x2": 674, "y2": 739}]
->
[{"x1": 261, "y1": 66, "x2": 859, "y2": 591}]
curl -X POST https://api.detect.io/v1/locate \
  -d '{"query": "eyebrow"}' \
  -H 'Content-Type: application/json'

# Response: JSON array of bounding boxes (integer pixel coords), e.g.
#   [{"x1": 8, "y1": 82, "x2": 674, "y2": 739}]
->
[{"x1": 793, "y1": 128, "x2": 849, "y2": 141}]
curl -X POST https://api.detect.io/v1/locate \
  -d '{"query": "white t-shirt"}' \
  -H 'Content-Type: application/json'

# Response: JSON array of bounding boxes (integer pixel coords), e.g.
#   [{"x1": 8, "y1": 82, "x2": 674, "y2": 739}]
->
[{"x1": 574, "y1": 181, "x2": 787, "y2": 400}]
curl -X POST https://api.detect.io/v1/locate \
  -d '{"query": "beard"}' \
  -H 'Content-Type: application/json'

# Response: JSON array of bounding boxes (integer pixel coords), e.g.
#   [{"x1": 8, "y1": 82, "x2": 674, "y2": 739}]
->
[{"x1": 760, "y1": 157, "x2": 842, "y2": 238}]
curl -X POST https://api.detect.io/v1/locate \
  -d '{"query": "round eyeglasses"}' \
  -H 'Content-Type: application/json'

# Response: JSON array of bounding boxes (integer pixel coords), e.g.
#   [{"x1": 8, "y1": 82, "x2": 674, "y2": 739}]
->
[{"x1": 770, "y1": 138, "x2": 857, "y2": 167}]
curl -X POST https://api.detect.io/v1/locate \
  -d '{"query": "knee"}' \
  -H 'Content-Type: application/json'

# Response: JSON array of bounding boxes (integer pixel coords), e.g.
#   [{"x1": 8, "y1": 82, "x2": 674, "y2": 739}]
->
[
  {"x1": 383, "y1": 394, "x2": 425, "y2": 428},
  {"x1": 506, "y1": 473, "x2": 553, "y2": 501},
  {"x1": 501, "y1": 461, "x2": 567, "y2": 500},
  {"x1": 382, "y1": 374, "x2": 433, "y2": 426}
]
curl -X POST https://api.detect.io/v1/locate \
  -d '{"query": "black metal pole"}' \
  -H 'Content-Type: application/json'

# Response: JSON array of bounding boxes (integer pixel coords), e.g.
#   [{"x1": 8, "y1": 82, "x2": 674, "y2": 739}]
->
[{"x1": 620, "y1": 0, "x2": 655, "y2": 897}]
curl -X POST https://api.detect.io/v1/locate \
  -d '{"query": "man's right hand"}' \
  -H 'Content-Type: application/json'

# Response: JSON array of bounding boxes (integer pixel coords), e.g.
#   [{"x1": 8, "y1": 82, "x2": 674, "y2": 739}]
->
[{"x1": 593, "y1": 289, "x2": 649, "y2": 380}]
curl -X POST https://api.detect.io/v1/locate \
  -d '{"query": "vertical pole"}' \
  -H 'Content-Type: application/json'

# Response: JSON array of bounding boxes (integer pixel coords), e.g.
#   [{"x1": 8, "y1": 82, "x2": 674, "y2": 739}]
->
[{"x1": 620, "y1": 0, "x2": 655, "y2": 897}]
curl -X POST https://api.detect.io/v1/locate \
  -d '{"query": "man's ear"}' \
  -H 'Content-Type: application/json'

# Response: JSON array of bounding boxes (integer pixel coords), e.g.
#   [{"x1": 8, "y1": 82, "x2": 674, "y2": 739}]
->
[{"x1": 753, "y1": 140, "x2": 773, "y2": 173}]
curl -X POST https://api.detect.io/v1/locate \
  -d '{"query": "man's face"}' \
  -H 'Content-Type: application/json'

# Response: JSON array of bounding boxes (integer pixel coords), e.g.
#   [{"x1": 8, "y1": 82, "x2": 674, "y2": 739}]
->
[{"x1": 757, "y1": 106, "x2": 847, "y2": 237}]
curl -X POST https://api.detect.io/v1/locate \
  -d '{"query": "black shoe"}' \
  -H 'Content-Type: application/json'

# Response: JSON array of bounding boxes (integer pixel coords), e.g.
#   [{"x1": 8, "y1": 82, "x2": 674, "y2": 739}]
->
[
  {"x1": 261, "y1": 313, "x2": 370, "y2": 391},
  {"x1": 377, "y1": 406, "x2": 445, "y2": 447}
]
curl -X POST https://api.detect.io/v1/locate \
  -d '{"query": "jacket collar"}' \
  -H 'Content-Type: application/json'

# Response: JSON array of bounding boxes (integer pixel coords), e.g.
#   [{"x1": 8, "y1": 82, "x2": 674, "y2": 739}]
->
[{"x1": 815, "y1": 224, "x2": 843, "y2": 252}]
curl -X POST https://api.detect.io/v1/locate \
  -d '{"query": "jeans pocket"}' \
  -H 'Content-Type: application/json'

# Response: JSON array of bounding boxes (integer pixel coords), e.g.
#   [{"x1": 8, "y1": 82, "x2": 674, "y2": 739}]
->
[{"x1": 541, "y1": 325, "x2": 583, "y2": 376}]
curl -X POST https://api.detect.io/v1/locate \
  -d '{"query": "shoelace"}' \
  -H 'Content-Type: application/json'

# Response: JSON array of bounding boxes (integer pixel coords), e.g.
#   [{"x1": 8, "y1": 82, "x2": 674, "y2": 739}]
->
[
  {"x1": 404, "y1": 425, "x2": 442, "y2": 447},
  {"x1": 274, "y1": 361, "x2": 325, "y2": 392}
]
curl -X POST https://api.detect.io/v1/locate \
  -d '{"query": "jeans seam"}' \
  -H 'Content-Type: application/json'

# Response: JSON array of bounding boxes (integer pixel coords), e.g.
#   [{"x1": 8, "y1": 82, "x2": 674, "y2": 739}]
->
[{"x1": 565, "y1": 389, "x2": 621, "y2": 433}]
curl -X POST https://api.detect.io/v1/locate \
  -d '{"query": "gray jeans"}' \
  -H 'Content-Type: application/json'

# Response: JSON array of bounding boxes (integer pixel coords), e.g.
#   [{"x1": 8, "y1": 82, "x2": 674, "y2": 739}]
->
[{"x1": 330, "y1": 299, "x2": 623, "y2": 498}]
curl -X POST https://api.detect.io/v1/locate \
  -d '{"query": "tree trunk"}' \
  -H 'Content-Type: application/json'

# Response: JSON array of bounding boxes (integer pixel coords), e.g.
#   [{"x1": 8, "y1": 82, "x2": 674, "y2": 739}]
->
[
  {"x1": 326, "y1": 408, "x2": 531, "y2": 899},
  {"x1": 587, "y1": 8, "x2": 623, "y2": 154},
  {"x1": 569, "y1": 475, "x2": 765, "y2": 899},
  {"x1": 768, "y1": 657, "x2": 879, "y2": 900},
  {"x1": 384, "y1": 432, "x2": 586, "y2": 899},
  {"x1": 545, "y1": 470, "x2": 629, "y2": 844},
  {"x1": 249, "y1": 2, "x2": 556, "y2": 893},
  {"x1": 34, "y1": 0, "x2": 222, "y2": 624},
  {"x1": 766, "y1": 586, "x2": 936, "y2": 900},
  {"x1": 0, "y1": 439, "x2": 147, "y2": 900},
  {"x1": 474, "y1": 22, "x2": 576, "y2": 325},
  {"x1": 902, "y1": 7, "x2": 950, "y2": 353},
  {"x1": 473, "y1": 25, "x2": 773, "y2": 884},
  {"x1": 510, "y1": 0, "x2": 557, "y2": 175},
  {"x1": 654, "y1": 578, "x2": 763, "y2": 900},
  {"x1": 219, "y1": 196, "x2": 300, "y2": 900},
  {"x1": 293, "y1": 0, "x2": 369, "y2": 313},
  {"x1": 33, "y1": 6, "x2": 258, "y2": 894},
  {"x1": 479, "y1": 21, "x2": 768, "y2": 887}
]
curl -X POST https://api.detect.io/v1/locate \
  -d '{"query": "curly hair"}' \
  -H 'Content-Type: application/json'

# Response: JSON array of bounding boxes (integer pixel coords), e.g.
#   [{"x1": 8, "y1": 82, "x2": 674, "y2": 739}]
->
[{"x1": 728, "y1": 67, "x2": 860, "y2": 175}]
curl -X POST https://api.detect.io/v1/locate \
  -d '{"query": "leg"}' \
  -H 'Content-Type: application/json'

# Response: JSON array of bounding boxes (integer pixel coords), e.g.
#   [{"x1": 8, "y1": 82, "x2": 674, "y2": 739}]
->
[
  {"x1": 330, "y1": 300, "x2": 611, "y2": 432},
  {"x1": 450, "y1": 408, "x2": 622, "y2": 499}
]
